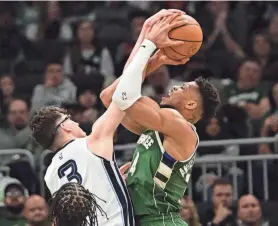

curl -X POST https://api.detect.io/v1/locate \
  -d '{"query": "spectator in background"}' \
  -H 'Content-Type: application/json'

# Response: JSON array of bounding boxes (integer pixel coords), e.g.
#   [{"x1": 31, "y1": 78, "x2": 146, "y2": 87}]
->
[
  {"x1": 0, "y1": 74, "x2": 15, "y2": 116},
  {"x1": 115, "y1": 9, "x2": 149, "y2": 76},
  {"x1": 0, "y1": 177, "x2": 28, "y2": 226},
  {"x1": 31, "y1": 61, "x2": 76, "y2": 112},
  {"x1": 77, "y1": 87, "x2": 99, "y2": 123},
  {"x1": 0, "y1": 99, "x2": 29, "y2": 149},
  {"x1": 197, "y1": 1, "x2": 247, "y2": 78},
  {"x1": 23, "y1": 195, "x2": 50, "y2": 226},
  {"x1": 268, "y1": 13, "x2": 278, "y2": 58},
  {"x1": 142, "y1": 65, "x2": 183, "y2": 103},
  {"x1": 180, "y1": 196, "x2": 201, "y2": 226},
  {"x1": 223, "y1": 59, "x2": 270, "y2": 135},
  {"x1": 196, "y1": 116, "x2": 233, "y2": 156},
  {"x1": 200, "y1": 178, "x2": 237, "y2": 226},
  {"x1": 63, "y1": 20, "x2": 115, "y2": 86},
  {"x1": 259, "y1": 82, "x2": 278, "y2": 154},
  {"x1": 63, "y1": 1, "x2": 96, "y2": 23},
  {"x1": 16, "y1": 1, "x2": 40, "y2": 27},
  {"x1": 249, "y1": 32, "x2": 278, "y2": 82},
  {"x1": 254, "y1": 82, "x2": 278, "y2": 201},
  {"x1": 25, "y1": 1, "x2": 72, "y2": 41},
  {"x1": 0, "y1": 2, "x2": 32, "y2": 61},
  {"x1": 237, "y1": 194, "x2": 271, "y2": 226}
]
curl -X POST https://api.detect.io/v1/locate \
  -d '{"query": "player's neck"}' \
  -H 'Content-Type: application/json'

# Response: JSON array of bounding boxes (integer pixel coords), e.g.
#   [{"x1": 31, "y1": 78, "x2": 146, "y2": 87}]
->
[{"x1": 53, "y1": 135, "x2": 76, "y2": 152}]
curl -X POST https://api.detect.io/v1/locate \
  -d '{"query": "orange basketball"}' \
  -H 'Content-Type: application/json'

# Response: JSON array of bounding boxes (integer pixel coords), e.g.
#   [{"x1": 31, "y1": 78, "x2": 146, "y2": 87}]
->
[{"x1": 162, "y1": 14, "x2": 203, "y2": 60}]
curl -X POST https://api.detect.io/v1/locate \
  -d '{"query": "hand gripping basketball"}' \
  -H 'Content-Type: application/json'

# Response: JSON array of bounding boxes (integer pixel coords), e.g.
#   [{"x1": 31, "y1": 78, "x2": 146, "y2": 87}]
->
[{"x1": 146, "y1": 14, "x2": 189, "y2": 49}]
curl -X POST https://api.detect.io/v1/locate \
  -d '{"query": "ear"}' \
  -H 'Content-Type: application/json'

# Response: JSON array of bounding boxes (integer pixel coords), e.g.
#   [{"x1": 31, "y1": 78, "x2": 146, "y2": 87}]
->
[
  {"x1": 60, "y1": 124, "x2": 72, "y2": 133},
  {"x1": 185, "y1": 100, "x2": 197, "y2": 110}
]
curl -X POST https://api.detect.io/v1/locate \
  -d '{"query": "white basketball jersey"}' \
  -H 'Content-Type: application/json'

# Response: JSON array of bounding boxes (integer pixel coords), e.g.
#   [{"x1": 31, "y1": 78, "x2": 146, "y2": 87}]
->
[{"x1": 45, "y1": 138, "x2": 135, "y2": 226}]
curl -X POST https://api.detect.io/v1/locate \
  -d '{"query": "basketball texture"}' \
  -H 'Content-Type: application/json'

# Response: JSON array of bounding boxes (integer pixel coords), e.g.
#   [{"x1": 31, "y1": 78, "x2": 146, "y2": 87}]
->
[{"x1": 163, "y1": 14, "x2": 203, "y2": 60}]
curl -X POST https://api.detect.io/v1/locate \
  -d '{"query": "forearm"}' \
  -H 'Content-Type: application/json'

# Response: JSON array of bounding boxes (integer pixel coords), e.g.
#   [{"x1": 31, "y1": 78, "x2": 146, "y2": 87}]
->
[
  {"x1": 100, "y1": 27, "x2": 147, "y2": 107},
  {"x1": 124, "y1": 26, "x2": 148, "y2": 71},
  {"x1": 222, "y1": 29, "x2": 245, "y2": 58},
  {"x1": 203, "y1": 30, "x2": 219, "y2": 50},
  {"x1": 261, "y1": 124, "x2": 269, "y2": 137},
  {"x1": 100, "y1": 52, "x2": 162, "y2": 108},
  {"x1": 112, "y1": 39, "x2": 156, "y2": 110}
]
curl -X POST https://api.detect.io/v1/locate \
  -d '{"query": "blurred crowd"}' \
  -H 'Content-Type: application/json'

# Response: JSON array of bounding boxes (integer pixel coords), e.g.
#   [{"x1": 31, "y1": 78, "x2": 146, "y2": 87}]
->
[
  {"x1": 0, "y1": 176, "x2": 277, "y2": 226},
  {"x1": 1, "y1": 1, "x2": 278, "y2": 225}
]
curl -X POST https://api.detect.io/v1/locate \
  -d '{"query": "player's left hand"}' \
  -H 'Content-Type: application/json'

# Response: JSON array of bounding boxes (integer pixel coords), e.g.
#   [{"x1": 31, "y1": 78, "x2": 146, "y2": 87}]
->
[
  {"x1": 144, "y1": 9, "x2": 185, "y2": 29},
  {"x1": 146, "y1": 14, "x2": 188, "y2": 49},
  {"x1": 120, "y1": 162, "x2": 131, "y2": 181},
  {"x1": 152, "y1": 49, "x2": 190, "y2": 66}
]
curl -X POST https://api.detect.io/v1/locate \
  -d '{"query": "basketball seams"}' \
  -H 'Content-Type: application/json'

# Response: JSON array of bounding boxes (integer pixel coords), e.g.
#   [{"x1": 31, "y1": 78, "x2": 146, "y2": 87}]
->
[
  {"x1": 164, "y1": 15, "x2": 203, "y2": 59},
  {"x1": 168, "y1": 24, "x2": 203, "y2": 42},
  {"x1": 169, "y1": 46, "x2": 187, "y2": 57},
  {"x1": 169, "y1": 38, "x2": 202, "y2": 42},
  {"x1": 162, "y1": 48, "x2": 185, "y2": 61}
]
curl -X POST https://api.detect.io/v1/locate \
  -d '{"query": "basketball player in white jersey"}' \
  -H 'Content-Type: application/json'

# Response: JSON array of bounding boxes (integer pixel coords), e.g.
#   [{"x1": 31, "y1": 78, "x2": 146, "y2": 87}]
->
[{"x1": 29, "y1": 10, "x2": 187, "y2": 226}]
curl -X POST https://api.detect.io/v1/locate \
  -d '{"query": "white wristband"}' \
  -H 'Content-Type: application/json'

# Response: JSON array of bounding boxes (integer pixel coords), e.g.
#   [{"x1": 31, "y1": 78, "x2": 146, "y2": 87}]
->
[
  {"x1": 112, "y1": 40, "x2": 156, "y2": 111},
  {"x1": 141, "y1": 39, "x2": 157, "y2": 56}
]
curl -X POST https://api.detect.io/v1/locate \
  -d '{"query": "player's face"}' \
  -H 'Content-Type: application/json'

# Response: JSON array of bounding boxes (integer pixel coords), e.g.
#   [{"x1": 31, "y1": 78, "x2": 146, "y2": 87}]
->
[
  {"x1": 59, "y1": 115, "x2": 86, "y2": 138},
  {"x1": 160, "y1": 81, "x2": 199, "y2": 107}
]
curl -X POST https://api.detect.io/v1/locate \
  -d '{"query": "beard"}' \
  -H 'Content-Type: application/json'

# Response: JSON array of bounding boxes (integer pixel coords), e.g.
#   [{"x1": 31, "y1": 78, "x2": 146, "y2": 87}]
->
[
  {"x1": 159, "y1": 104, "x2": 176, "y2": 110},
  {"x1": 30, "y1": 219, "x2": 49, "y2": 226},
  {"x1": 6, "y1": 204, "x2": 24, "y2": 215},
  {"x1": 14, "y1": 123, "x2": 27, "y2": 131}
]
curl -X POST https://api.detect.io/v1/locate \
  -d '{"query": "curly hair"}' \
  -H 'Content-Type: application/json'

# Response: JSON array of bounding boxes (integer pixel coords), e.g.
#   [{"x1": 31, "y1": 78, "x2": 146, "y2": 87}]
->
[
  {"x1": 29, "y1": 106, "x2": 67, "y2": 149},
  {"x1": 195, "y1": 77, "x2": 221, "y2": 121},
  {"x1": 50, "y1": 183, "x2": 107, "y2": 226}
]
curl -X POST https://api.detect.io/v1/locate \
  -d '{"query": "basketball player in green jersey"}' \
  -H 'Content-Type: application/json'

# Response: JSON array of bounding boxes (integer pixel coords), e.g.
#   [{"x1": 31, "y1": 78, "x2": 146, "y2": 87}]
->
[{"x1": 101, "y1": 10, "x2": 221, "y2": 226}]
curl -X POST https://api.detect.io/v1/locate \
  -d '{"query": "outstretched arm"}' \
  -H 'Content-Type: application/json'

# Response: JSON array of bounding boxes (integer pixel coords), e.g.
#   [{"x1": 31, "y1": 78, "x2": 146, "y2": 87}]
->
[
  {"x1": 101, "y1": 11, "x2": 188, "y2": 135},
  {"x1": 87, "y1": 16, "x2": 176, "y2": 159}
]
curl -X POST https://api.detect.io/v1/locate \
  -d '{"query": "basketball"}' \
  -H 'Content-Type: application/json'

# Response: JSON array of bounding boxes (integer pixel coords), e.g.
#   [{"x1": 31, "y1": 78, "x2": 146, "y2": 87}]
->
[{"x1": 162, "y1": 14, "x2": 203, "y2": 60}]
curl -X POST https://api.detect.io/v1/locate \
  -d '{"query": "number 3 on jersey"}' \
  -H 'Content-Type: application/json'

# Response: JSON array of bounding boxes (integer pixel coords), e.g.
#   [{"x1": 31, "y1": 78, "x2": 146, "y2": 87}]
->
[{"x1": 58, "y1": 160, "x2": 82, "y2": 183}]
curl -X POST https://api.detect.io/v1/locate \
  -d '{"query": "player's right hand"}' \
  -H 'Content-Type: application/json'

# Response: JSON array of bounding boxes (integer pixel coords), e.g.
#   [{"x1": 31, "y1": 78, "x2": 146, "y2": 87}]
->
[
  {"x1": 152, "y1": 49, "x2": 190, "y2": 66},
  {"x1": 120, "y1": 162, "x2": 131, "y2": 181},
  {"x1": 146, "y1": 14, "x2": 188, "y2": 49}
]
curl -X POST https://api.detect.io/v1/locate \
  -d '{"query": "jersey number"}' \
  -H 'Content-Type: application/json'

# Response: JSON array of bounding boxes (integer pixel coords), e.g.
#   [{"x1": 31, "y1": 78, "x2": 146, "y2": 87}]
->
[
  {"x1": 129, "y1": 152, "x2": 140, "y2": 176},
  {"x1": 58, "y1": 160, "x2": 82, "y2": 184}
]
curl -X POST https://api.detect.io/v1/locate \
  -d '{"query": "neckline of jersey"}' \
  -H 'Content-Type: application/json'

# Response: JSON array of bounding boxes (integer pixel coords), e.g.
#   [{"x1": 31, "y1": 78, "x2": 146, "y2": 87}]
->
[{"x1": 54, "y1": 139, "x2": 75, "y2": 156}]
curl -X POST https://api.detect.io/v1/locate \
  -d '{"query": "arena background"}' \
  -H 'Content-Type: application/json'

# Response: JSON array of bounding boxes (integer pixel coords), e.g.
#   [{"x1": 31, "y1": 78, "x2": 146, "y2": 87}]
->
[{"x1": 0, "y1": 1, "x2": 278, "y2": 226}]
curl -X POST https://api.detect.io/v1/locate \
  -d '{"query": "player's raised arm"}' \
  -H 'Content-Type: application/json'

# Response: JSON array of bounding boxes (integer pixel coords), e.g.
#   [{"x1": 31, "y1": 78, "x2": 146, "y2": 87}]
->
[
  {"x1": 100, "y1": 11, "x2": 188, "y2": 135},
  {"x1": 86, "y1": 15, "x2": 187, "y2": 160}
]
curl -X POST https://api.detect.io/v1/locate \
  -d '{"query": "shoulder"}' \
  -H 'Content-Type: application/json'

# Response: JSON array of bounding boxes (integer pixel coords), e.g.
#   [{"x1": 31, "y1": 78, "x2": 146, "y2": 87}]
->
[
  {"x1": 33, "y1": 84, "x2": 44, "y2": 93},
  {"x1": 160, "y1": 108, "x2": 197, "y2": 140},
  {"x1": 63, "y1": 78, "x2": 76, "y2": 89},
  {"x1": 101, "y1": 47, "x2": 112, "y2": 58},
  {"x1": 138, "y1": 96, "x2": 160, "y2": 109},
  {"x1": 25, "y1": 23, "x2": 38, "y2": 33},
  {"x1": 60, "y1": 23, "x2": 73, "y2": 40}
]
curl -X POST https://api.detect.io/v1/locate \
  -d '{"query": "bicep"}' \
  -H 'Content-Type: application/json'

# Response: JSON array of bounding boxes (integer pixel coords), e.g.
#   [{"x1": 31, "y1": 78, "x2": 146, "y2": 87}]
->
[
  {"x1": 121, "y1": 115, "x2": 146, "y2": 135},
  {"x1": 100, "y1": 89, "x2": 145, "y2": 135},
  {"x1": 87, "y1": 103, "x2": 125, "y2": 161},
  {"x1": 125, "y1": 96, "x2": 178, "y2": 135}
]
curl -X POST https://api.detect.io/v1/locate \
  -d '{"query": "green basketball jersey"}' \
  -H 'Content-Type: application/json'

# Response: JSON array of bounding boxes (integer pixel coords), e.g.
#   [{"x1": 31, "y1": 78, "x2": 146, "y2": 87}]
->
[{"x1": 126, "y1": 129, "x2": 198, "y2": 216}]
